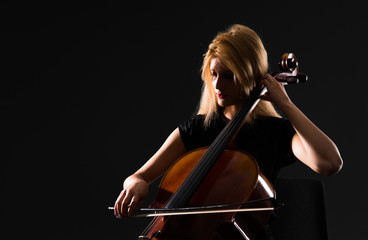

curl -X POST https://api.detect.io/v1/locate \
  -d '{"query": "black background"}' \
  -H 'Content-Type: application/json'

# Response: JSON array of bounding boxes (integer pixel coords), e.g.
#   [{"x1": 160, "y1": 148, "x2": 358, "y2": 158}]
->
[{"x1": 2, "y1": 1, "x2": 367, "y2": 239}]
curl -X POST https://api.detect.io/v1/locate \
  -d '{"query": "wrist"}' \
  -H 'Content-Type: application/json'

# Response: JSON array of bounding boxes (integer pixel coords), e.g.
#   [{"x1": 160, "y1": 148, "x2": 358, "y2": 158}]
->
[
  {"x1": 276, "y1": 99, "x2": 296, "y2": 116},
  {"x1": 124, "y1": 174, "x2": 147, "y2": 187}
]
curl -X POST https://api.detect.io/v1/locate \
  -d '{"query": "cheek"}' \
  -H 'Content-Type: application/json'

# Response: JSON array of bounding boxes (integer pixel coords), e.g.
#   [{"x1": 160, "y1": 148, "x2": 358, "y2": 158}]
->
[
  {"x1": 229, "y1": 84, "x2": 242, "y2": 97},
  {"x1": 211, "y1": 81, "x2": 215, "y2": 90}
]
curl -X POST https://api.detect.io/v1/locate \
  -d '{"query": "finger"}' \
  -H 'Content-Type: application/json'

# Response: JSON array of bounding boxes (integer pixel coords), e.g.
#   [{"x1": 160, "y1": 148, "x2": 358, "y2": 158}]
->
[
  {"x1": 262, "y1": 75, "x2": 284, "y2": 91},
  {"x1": 268, "y1": 74, "x2": 284, "y2": 87},
  {"x1": 114, "y1": 197, "x2": 120, "y2": 216},
  {"x1": 114, "y1": 190, "x2": 127, "y2": 217},
  {"x1": 264, "y1": 73, "x2": 281, "y2": 86},
  {"x1": 122, "y1": 190, "x2": 133, "y2": 217},
  {"x1": 259, "y1": 79, "x2": 267, "y2": 89},
  {"x1": 260, "y1": 92, "x2": 271, "y2": 102},
  {"x1": 127, "y1": 195, "x2": 142, "y2": 216},
  {"x1": 265, "y1": 73, "x2": 277, "y2": 82},
  {"x1": 260, "y1": 74, "x2": 275, "y2": 85},
  {"x1": 114, "y1": 191, "x2": 122, "y2": 215},
  {"x1": 115, "y1": 189, "x2": 127, "y2": 217}
]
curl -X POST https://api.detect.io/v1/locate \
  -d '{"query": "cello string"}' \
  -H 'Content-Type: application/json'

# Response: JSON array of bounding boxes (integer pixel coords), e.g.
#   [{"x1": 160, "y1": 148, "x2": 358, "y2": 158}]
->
[
  {"x1": 165, "y1": 114, "x2": 240, "y2": 208},
  {"x1": 165, "y1": 87, "x2": 263, "y2": 209},
  {"x1": 170, "y1": 87, "x2": 264, "y2": 207}
]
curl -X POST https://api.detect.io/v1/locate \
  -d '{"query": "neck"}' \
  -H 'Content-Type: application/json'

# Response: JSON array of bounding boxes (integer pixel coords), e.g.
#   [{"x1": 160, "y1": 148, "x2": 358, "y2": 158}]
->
[{"x1": 223, "y1": 103, "x2": 242, "y2": 120}]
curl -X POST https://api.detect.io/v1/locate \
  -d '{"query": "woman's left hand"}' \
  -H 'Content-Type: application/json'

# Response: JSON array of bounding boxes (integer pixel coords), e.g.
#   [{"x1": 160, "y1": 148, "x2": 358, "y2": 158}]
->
[{"x1": 259, "y1": 73, "x2": 292, "y2": 112}]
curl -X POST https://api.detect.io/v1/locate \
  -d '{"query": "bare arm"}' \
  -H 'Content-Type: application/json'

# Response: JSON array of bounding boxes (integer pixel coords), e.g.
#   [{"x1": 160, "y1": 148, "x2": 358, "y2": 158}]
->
[
  {"x1": 283, "y1": 103, "x2": 342, "y2": 175},
  {"x1": 260, "y1": 74, "x2": 343, "y2": 175},
  {"x1": 134, "y1": 128, "x2": 187, "y2": 184},
  {"x1": 114, "y1": 128, "x2": 187, "y2": 217}
]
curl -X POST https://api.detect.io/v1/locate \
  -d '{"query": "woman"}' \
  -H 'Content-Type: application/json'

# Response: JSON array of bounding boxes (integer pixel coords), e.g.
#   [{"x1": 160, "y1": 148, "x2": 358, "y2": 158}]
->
[{"x1": 114, "y1": 24, "x2": 343, "y2": 239}]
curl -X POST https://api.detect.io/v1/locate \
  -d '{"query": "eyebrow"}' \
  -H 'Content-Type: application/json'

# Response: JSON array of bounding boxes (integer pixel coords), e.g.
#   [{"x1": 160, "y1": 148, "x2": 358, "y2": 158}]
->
[{"x1": 210, "y1": 68, "x2": 233, "y2": 74}]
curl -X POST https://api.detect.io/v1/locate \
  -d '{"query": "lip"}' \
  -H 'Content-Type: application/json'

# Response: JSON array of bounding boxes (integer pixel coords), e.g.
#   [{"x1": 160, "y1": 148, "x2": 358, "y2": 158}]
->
[{"x1": 217, "y1": 93, "x2": 226, "y2": 99}]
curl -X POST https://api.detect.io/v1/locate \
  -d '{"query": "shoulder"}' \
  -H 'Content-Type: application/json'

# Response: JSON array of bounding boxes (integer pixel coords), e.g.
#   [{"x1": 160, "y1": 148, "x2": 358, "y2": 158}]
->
[
  {"x1": 246, "y1": 116, "x2": 292, "y2": 130},
  {"x1": 255, "y1": 116, "x2": 290, "y2": 125},
  {"x1": 178, "y1": 114, "x2": 228, "y2": 132},
  {"x1": 240, "y1": 116, "x2": 295, "y2": 141},
  {"x1": 178, "y1": 114, "x2": 206, "y2": 132},
  {"x1": 177, "y1": 115, "x2": 205, "y2": 151}
]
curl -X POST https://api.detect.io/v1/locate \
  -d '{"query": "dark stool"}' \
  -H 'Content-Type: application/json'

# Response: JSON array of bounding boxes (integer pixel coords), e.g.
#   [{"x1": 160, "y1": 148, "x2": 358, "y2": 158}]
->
[{"x1": 270, "y1": 177, "x2": 329, "y2": 240}]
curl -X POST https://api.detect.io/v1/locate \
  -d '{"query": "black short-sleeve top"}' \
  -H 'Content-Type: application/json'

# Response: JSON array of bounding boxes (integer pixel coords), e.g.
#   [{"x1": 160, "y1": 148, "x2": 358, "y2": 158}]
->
[{"x1": 178, "y1": 114, "x2": 298, "y2": 182}]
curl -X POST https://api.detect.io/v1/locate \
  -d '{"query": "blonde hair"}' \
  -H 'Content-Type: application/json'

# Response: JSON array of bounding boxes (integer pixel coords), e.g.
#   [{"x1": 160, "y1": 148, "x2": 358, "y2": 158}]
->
[{"x1": 197, "y1": 24, "x2": 281, "y2": 126}]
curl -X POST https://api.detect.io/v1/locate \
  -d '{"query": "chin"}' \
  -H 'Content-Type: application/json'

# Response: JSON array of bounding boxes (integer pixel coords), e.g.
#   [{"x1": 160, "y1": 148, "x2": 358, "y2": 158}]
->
[
  {"x1": 217, "y1": 100, "x2": 226, "y2": 107},
  {"x1": 217, "y1": 99, "x2": 233, "y2": 107}
]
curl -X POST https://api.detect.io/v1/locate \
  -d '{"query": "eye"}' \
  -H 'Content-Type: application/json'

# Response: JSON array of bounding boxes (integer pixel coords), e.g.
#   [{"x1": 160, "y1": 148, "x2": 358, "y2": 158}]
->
[{"x1": 210, "y1": 71, "x2": 217, "y2": 78}]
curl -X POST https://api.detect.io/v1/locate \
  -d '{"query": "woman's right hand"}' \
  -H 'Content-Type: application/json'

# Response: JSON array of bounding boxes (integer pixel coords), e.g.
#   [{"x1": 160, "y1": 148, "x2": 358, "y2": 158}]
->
[
  {"x1": 114, "y1": 175, "x2": 149, "y2": 218},
  {"x1": 113, "y1": 128, "x2": 186, "y2": 218}
]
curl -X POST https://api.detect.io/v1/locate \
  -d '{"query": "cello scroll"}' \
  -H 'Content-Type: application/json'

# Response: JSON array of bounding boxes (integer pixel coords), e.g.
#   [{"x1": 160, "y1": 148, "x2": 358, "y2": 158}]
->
[{"x1": 272, "y1": 53, "x2": 308, "y2": 84}]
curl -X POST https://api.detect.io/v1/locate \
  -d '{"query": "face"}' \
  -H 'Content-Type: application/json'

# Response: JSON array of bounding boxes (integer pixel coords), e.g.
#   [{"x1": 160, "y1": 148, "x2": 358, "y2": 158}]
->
[{"x1": 210, "y1": 58, "x2": 243, "y2": 108}]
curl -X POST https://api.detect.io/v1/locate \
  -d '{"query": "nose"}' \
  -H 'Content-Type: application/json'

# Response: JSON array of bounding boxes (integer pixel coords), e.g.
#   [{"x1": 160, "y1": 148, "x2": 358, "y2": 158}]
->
[{"x1": 213, "y1": 76, "x2": 225, "y2": 91}]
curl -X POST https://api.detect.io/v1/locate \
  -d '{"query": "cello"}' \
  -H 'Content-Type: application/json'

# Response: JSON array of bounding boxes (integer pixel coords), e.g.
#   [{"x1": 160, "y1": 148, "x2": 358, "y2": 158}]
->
[{"x1": 112, "y1": 53, "x2": 307, "y2": 240}]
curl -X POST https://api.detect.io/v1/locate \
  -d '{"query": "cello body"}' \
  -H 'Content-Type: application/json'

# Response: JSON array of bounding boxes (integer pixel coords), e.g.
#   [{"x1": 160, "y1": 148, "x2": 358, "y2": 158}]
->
[{"x1": 139, "y1": 148, "x2": 275, "y2": 240}]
